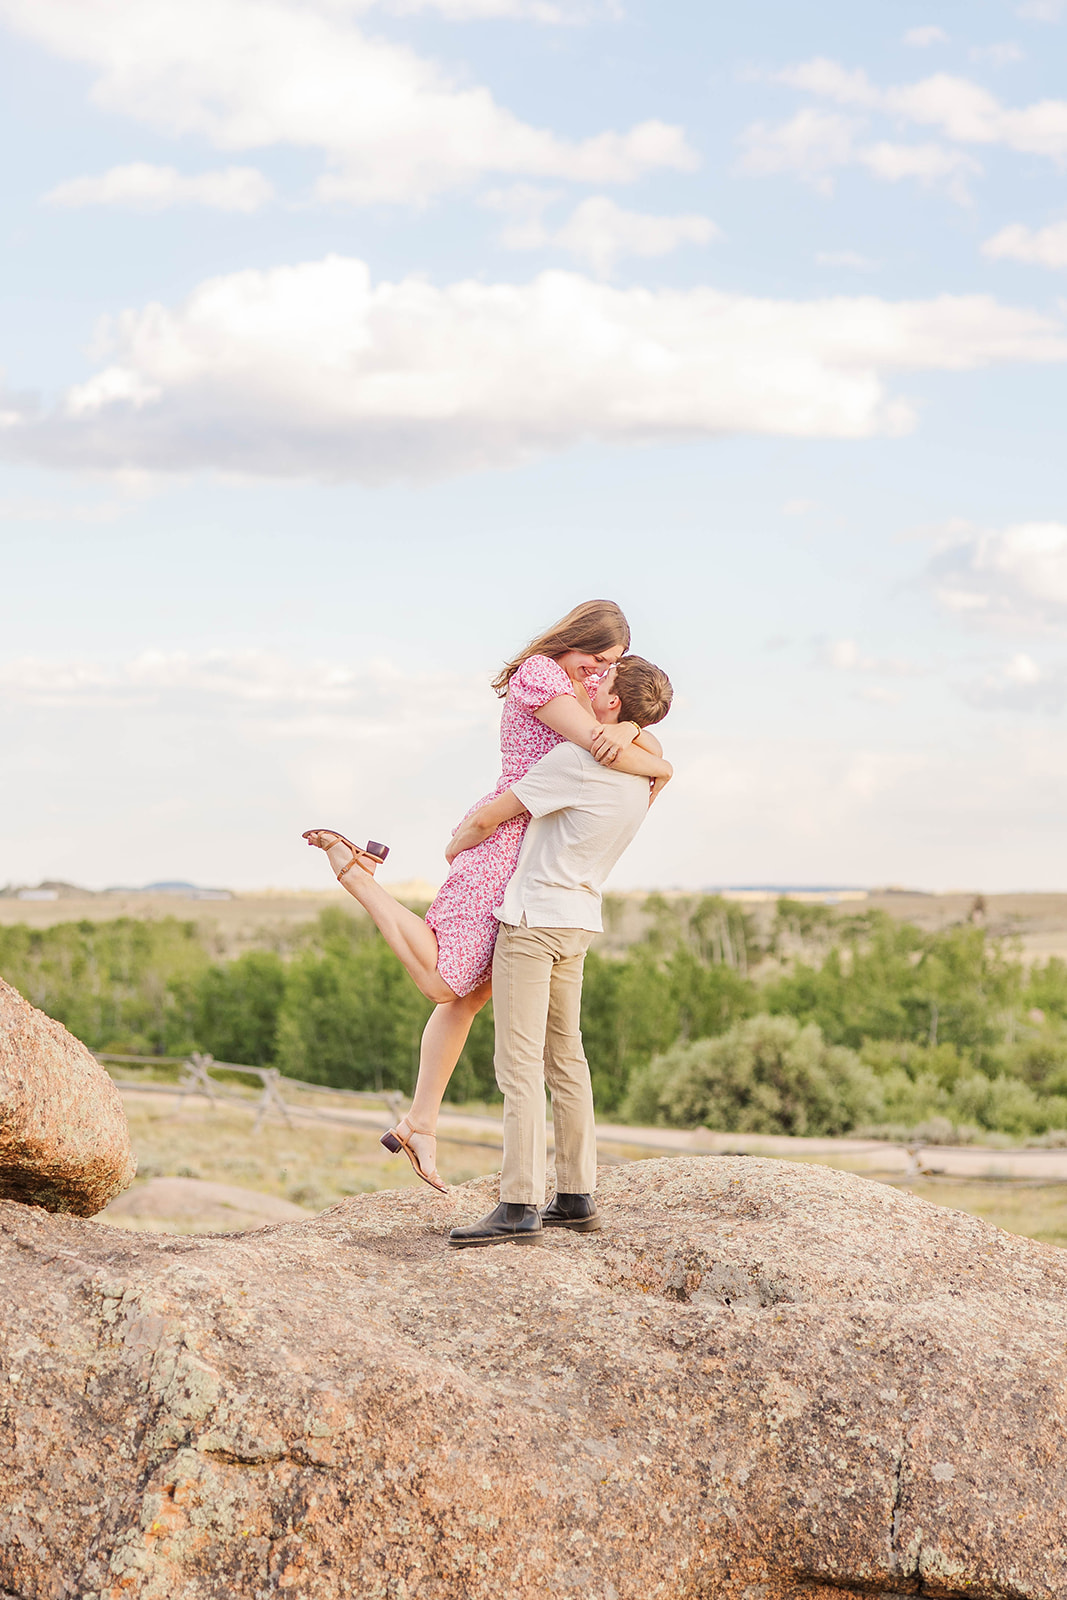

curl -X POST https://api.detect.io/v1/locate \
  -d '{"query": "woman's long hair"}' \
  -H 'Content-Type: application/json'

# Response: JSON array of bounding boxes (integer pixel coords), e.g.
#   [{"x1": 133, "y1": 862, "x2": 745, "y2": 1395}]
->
[{"x1": 491, "y1": 600, "x2": 631, "y2": 698}]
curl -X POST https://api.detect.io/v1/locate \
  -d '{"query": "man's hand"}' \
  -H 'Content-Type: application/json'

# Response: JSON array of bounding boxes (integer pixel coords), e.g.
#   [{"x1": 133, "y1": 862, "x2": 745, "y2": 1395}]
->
[{"x1": 589, "y1": 720, "x2": 639, "y2": 766}]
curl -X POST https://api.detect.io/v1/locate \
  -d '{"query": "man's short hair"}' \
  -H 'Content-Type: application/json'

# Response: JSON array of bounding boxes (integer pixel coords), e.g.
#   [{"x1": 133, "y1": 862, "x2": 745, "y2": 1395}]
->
[{"x1": 612, "y1": 655, "x2": 672, "y2": 727}]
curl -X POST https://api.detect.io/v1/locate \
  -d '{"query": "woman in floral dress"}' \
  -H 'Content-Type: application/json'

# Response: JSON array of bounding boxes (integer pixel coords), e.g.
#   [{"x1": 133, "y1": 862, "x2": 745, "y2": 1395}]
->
[{"x1": 303, "y1": 599, "x2": 671, "y2": 1190}]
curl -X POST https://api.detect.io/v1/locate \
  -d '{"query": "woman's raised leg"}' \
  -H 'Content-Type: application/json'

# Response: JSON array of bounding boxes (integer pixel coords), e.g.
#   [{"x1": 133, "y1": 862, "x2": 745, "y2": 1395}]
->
[{"x1": 304, "y1": 830, "x2": 455, "y2": 1003}]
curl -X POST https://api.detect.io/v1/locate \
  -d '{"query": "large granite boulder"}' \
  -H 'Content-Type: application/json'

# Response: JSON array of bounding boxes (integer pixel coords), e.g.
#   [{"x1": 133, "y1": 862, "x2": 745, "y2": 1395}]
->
[
  {"x1": 2, "y1": 1155, "x2": 1066, "y2": 1599},
  {"x1": 0, "y1": 975, "x2": 135, "y2": 1215}
]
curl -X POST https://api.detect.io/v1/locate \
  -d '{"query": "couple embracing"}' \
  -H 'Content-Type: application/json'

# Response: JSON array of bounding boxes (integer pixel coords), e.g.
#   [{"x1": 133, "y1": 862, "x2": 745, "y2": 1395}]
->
[{"x1": 303, "y1": 599, "x2": 673, "y2": 1246}]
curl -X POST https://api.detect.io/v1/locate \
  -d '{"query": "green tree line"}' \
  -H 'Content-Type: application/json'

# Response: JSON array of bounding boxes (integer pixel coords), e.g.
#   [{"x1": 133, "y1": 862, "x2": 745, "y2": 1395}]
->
[{"x1": 4, "y1": 895, "x2": 1067, "y2": 1138}]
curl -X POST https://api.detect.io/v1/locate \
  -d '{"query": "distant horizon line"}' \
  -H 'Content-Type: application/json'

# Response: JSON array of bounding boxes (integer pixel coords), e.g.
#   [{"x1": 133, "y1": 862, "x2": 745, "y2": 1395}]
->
[{"x1": 3, "y1": 880, "x2": 1062, "y2": 903}]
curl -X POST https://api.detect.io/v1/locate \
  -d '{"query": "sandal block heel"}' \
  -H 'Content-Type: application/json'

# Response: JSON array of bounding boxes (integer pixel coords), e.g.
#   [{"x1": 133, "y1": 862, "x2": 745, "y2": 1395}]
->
[
  {"x1": 381, "y1": 1120, "x2": 447, "y2": 1193},
  {"x1": 301, "y1": 828, "x2": 389, "y2": 882}
]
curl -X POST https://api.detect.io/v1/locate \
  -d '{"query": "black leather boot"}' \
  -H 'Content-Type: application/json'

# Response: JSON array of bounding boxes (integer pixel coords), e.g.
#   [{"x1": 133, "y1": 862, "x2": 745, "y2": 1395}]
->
[
  {"x1": 541, "y1": 1192, "x2": 601, "y2": 1232},
  {"x1": 448, "y1": 1201, "x2": 544, "y2": 1248}
]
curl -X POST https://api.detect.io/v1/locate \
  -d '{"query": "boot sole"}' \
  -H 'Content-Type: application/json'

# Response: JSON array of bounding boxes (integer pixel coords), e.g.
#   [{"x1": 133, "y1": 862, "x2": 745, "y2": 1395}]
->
[
  {"x1": 542, "y1": 1215, "x2": 602, "y2": 1232},
  {"x1": 447, "y1": 1231, "x2": 544, "y2": 1249}
]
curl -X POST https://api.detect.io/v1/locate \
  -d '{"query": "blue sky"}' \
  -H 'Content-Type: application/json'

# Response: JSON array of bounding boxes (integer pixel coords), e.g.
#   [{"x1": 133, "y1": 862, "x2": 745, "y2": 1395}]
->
[{"x1": 3, "y1": 0, "x2": 1067, "y2": 893}]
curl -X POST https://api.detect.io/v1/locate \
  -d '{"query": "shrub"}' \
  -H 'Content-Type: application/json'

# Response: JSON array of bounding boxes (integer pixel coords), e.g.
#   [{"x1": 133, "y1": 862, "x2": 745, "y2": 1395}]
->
[
  {"x1": 190, "y1": 950, "x2": 286, "y2": 1066},
  {"x1": 580, "y1": 945, "x2": 755, "y2": 1113},
  {"x1": 0, "y1": 915, "x2": 209, "y2": 1055},
  {"x1": 274, "y1": 936, "x2": 431, "y2": 1093},
  {"x1": 620, "y1": 1013, "x2": 881, "y2": 1136},
  {"x1": 860, "y1": 1065, "x2": 1067, "y2": 1141},
  {"x1": 860, "y1": 1039, "x2": 971, "y2": 1089}
]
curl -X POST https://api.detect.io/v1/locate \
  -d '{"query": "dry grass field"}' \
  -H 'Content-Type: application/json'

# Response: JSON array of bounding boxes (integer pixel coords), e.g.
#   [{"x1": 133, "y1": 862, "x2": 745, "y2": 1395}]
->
[
  {"x1": 898, "y1": 1178, "x2": 1067, "y2": 1250},
  {"x1": 8, "y1": 886, "x2": 1067, "y2": 963},
  {"x1": 105, "y1": 1093, "x2": 498, "y2": 1222},
  {"x1": 0, "y1": 886, "x2": 426, "y2": 958}
]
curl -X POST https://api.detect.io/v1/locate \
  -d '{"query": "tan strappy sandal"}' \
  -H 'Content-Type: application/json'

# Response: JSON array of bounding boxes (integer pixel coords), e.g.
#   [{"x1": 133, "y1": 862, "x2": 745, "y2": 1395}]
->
[
  {"x1": 380, "y1": 1118, "x2": 446, "y2": 1194},
  {"x1": 302, "y1": 829, "x2": 390, "y2": 883}
]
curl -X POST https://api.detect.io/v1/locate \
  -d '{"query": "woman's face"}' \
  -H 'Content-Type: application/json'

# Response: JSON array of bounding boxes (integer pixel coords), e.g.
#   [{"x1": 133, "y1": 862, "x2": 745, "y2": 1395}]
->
[{"x1": 556, "y1": 643, "x2": 625, "y2": 683}]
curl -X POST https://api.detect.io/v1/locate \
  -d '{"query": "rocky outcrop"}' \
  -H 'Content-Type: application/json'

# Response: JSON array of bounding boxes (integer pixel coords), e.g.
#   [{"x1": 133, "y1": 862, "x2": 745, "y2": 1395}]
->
[
  {"x1": 2, "y1": 1155, "x2": 1067, "y2": 1599},
  {"x1": 0, "y1": 975, "x2": 135, "y2": 1215},
  {"x1": 103, "y1": 1176, "x2": 312, "y2": 1233}
]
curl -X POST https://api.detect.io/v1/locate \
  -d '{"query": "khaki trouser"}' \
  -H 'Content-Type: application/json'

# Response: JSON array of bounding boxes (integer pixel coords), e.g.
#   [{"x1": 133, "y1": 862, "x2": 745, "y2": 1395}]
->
[{"x1": 492, "y1": 921, "x2": 597, "y2": 1205}]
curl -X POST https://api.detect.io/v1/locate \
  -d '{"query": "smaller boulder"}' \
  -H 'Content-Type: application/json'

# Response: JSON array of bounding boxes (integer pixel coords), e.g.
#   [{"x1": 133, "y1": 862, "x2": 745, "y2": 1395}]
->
[
  {"x1": 0, "y1": 976, "x2": 135, "y2": 1216},
  {"x1": 101, "y1": 1176, "x2": 311, "y2": 1233}
]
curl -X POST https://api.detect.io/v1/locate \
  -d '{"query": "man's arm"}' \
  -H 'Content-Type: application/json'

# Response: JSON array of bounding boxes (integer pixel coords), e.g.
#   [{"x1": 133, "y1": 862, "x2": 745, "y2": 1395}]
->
[
  {"x1": 445, "y1": 789, "x2": 528, "y2": 864},
  {"x1": 613, "y1": 742, "x2": 672, "y2": 780},
  {"x1": 536, "y1": 693, "x2": 671, "y2": 776}
]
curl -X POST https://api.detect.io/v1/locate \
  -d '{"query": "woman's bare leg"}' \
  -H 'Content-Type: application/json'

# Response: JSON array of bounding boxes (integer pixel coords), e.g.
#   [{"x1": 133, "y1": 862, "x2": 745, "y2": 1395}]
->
[
  {"x1": 410, "y1": 980, "x2": 493, "y2": 1129},
  {"x1": 305, "y1": 831, "x2": 454, "y2": 1003},
  {"x1": 399, "y1": 981, "x2": 493, "y2": 1184}
]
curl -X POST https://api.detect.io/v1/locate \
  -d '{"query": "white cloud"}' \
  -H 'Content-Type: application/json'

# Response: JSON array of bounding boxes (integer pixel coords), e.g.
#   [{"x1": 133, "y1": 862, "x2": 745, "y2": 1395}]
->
[
  {"x1": 491, "y1": 192, "x2": 716, "y2": 275},
  {"x1": 904, "y1": 26, "x2": 949, "y2": 47},
  {"x1": 0, "y1": 649, "x2": 499, "y2": 890},
  {"x1": 0, "y1": 0, "x2": 693, "y2": 206},
  {"x1": 859, "y1": 140, "x2": 978, "y2": 187},
  {"x1": 969, "y1": 42, "x2": 1025, "y2": 66},
  {"x1": 774, "y1": 56, "x2": 1067, "y2": 166},
  {"x1": 740, "y1": 106, "x2": 979, "y2": 198},
  {"x1": 777, "y1": 59, "x2": 882, "y2": 108},
  {"x1": 549, "y1": 198, "x2": 715, "y2": 277},
  {"x1": 384, "y1": 0, "x2": 620, "y2": 17},
  {"x1": 3, "y1": 255, "x2": 1066, "y2": 483},
  {"x1": 659, "y1": 725, "x2": 1067, "y2": 891},
  {"x1": 1004, "y1": 652, "x2": 1044, "y2": 682},
  {"x1": 740, "y1": 108, "x2": 860, "y2": 191},
  {"x1": 782, "y1": 498, "x2": 815, "y2": 514},
  {"x1": 9, "y1": 647, "x2": 1067, "y2": 892},
  {"x1": 1017, "y1": 1, "x2": 1063, "y2": 19},
  {"x1": 0, "y1": 495, "x2": 122, "y2": 522},
  {"x1": 960, "y1": 653, "x2": 1067, "y2": 711},
  {"x1": 929, "y1": 522, "x2": 1067, "y2": 628},
  {"x1": 818, "y1": 639, "x2": 922, "y2": 676},
  {"x1": 42, "y1": 163, "x2": 274, "y2": 213},
  {"x1": 816, "y1": 250, "x2": 877, "y2": 269},
  {"x1": 983, "y1": 219, "x2": 1067, "y2": 267},
  {"x1": 482, "y1": 184, "x2": 559, "y2": 248},
  {"x1": 0, "y1": 648, "x2": 489, "y2": 720}
]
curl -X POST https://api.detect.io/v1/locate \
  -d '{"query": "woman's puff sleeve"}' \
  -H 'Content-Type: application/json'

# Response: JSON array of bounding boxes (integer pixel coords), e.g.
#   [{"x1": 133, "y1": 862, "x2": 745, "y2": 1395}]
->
[{"x1": 507, "y1": 654, "x2": 576, "y2": 711}]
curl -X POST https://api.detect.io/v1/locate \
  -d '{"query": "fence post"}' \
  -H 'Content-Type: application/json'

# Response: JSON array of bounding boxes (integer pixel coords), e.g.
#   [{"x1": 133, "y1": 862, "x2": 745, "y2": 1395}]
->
[
  {"x1": 252, "y1": 1068, "x2": 293, "y2": 1134},
  {"x1": 177, "y1": 1052, "x2": 218, "y2": 1112}
]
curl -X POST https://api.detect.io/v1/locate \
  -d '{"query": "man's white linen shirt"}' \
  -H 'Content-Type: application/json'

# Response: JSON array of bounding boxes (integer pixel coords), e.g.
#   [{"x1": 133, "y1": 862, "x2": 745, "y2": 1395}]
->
[{"x1": 495, "y1": 743, "x2": 649, "y2": 933}]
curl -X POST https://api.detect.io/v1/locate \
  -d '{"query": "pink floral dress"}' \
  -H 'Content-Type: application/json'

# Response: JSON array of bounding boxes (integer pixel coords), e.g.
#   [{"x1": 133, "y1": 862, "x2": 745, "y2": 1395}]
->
[{"x1": 425, "y1": 655, "x2": 591, "y2": 997}]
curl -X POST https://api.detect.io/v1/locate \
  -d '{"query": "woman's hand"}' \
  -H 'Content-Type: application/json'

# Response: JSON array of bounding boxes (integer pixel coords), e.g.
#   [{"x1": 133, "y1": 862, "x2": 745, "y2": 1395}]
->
[{"x1": 589, "y1": 719, "x2": 639, "y2": 766}]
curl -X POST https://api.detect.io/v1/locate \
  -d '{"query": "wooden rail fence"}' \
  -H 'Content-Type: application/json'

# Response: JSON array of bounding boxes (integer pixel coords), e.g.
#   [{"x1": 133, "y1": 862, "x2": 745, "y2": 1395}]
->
[{"x1": 95, "y1": 1051, "x2": 406, "y2": 1134}]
